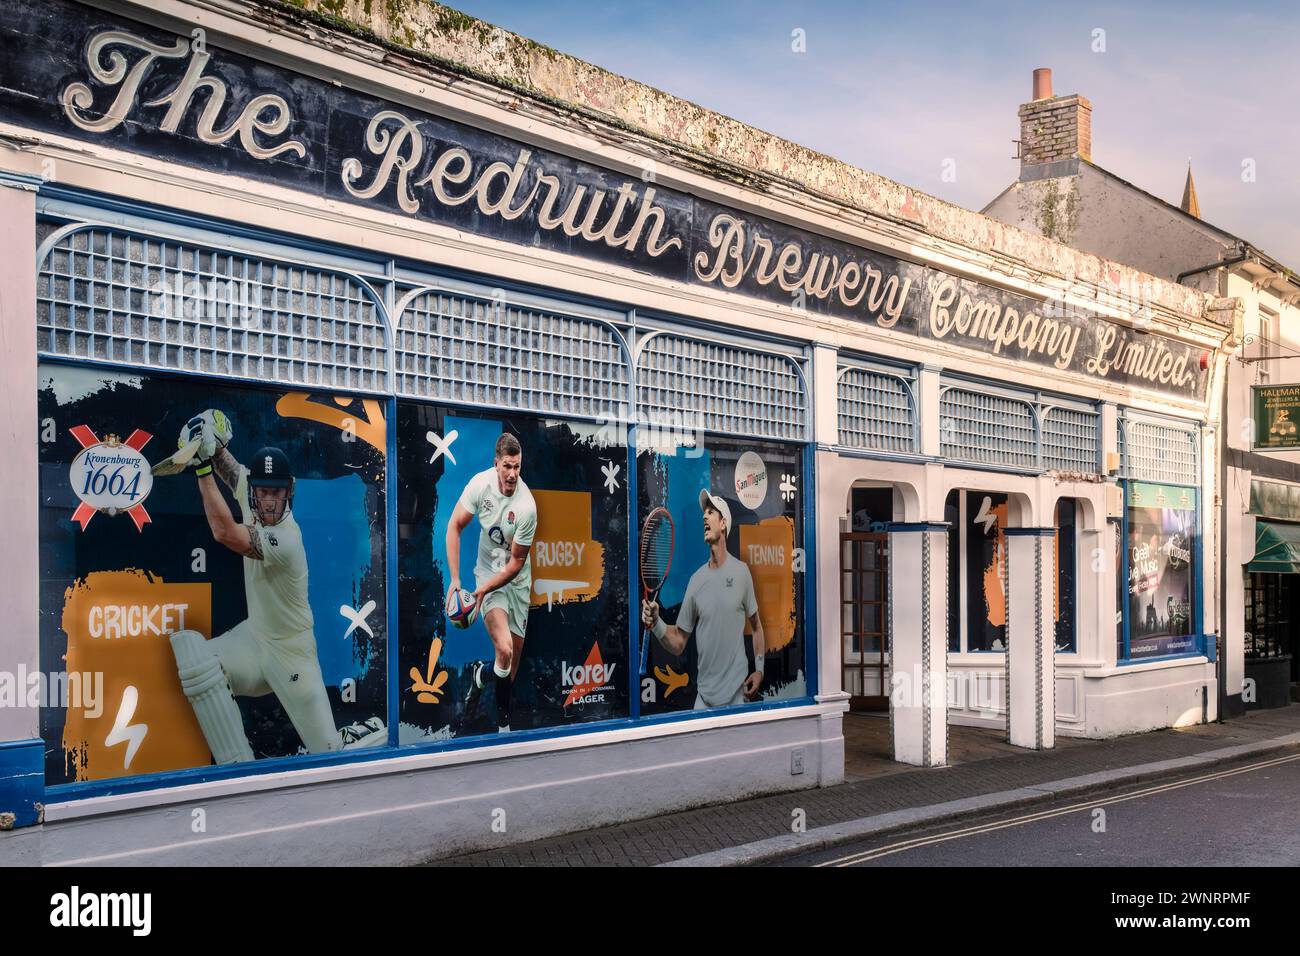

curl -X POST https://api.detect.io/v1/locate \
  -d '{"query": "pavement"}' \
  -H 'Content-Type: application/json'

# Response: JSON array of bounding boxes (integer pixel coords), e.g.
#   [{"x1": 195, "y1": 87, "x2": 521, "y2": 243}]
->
[{"x1": 430, "y1": 705, "x2": 1300, "y2": 867}]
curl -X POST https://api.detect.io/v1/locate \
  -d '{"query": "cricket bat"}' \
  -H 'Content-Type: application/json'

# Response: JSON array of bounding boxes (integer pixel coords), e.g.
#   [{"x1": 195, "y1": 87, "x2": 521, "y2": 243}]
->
[{"x1": 152, "y1": 437, "x2": 203, "y2": 476}]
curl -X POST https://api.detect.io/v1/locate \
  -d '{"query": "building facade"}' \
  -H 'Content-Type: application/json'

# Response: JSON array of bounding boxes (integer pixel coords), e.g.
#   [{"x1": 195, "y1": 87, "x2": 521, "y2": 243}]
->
[
  {"x1": 1, "y1": 2, "x2": 1231, "y2": 863},
  {"x1": 985, "y1": 68, "x2": 1300, "y2": 719}
]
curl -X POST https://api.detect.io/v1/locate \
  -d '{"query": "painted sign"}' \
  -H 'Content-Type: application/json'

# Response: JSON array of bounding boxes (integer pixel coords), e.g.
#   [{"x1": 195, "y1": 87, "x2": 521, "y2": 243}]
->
[
  {"x1": 0, "y1": 0, "x2": 1210, "y2": 400},
  {"x1": 1251, "y1": 478, "x2": 1300, "y2": 522},
  {"x1": 1252, "y1": 385, "x2": 1300, "y2": 449}
]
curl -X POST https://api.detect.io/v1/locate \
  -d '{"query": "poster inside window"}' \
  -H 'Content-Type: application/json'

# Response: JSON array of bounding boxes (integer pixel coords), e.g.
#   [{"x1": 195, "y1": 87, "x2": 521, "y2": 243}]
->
[
  {"x1": 397, "y1": 404, "x2": 628, "y2": 742},
  {"x1": 964, "y1": 492, "x2": 1009, "y2": 652},
  {"x1": 38, "y1": 364, "x2": 389, "y2": 786},
  {"x1": 637, "y1": 434, "x2": 806, "y2": 714},
  {"x1": 1125, "y1": 481, "x2": 1198, "y2": 660},
  {"x1": 1055, "y1": 499, "x2": 1077, "y2": 653},
  {"x1": 945, "y1": 490, "x2": 960, "y2": 652}
]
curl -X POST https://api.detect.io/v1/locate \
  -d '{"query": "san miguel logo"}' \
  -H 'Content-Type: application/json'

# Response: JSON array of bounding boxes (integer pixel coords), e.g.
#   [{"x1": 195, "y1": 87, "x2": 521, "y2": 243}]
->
[{"x1": 68, "y1": 426, "x2": 154, "y2": 531}]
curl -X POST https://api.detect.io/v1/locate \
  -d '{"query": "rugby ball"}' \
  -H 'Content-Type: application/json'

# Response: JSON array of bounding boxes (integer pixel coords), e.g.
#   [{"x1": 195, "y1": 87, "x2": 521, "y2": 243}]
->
[{"x1": 446, "y1": 588, "x2": 479, "y2": 629}]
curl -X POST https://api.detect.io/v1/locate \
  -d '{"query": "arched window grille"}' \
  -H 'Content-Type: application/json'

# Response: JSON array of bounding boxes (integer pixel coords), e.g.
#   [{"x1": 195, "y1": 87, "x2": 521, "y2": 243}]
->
[
  {"x1": 1119, "y1": 414, "x2": 1199, "y2": 485},
  {"x1": 940, "y1": 383, "x2": 1039, "y2": 469},
  {"x1": 939, "y1": 377, "x2": 1100, "y2": 473},
  {"x1": 635, "y1": 331, "x2": 808, "y2": 441},
  {"x1": 837, "y1": 363, "x2": 918, "y2": 454},
  {"x1": 394, "y1": 288, "x2": 631, "y2": 419},
  {"x1": 1041, "y1": 405, "x2": 1101, "y2": 473},
  {"x1": 36, "y1": 221, "x2": 389, "y2": 391}
]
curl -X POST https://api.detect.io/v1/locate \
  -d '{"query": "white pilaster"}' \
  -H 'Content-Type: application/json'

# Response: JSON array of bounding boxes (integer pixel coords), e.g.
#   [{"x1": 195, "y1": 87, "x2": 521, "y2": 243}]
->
[
  {"x1": 1005, "y1": 528, "x2": 1056, "y2": 749},
  {"x1": 811, "y1": 343, "x2": 838, "y2": 448},
  {"x1": 888, "y1": 522, "x2": 948, "y2": 767},
  {"x1": 0, "y1": 177, "x2": 38, "y2": 745},
  {"x1": 918, "y1": 365, "x2": 942, "y2": 458}
]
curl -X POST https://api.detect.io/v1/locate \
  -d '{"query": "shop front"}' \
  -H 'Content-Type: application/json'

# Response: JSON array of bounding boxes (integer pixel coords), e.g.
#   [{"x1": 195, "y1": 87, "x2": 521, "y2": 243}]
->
[
  {"x1": 1241, "y1": 479, "x2": 1300, "y2": 709},
  {"x1": 817, "y1": 298, "x2": 1224, "y2": 765},
  {"x1": 0, "y1": 0, "x2": 1231, "y2": 860},
  {"x1": 0, "y1": 0, "x2": 832, "y2": 862}
]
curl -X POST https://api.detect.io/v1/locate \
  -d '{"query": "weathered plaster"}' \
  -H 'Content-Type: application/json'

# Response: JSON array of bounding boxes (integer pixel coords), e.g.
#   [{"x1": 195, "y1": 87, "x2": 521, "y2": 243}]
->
[{"x1": 241, "y1": 0, "x2": 1216, "y2": 326}]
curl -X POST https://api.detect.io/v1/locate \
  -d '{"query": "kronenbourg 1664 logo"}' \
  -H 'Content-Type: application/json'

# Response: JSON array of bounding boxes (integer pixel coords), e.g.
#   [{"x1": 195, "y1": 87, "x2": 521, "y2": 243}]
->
[{"x1": 68, "y1": 425, "x2": 154, "y2": 531}]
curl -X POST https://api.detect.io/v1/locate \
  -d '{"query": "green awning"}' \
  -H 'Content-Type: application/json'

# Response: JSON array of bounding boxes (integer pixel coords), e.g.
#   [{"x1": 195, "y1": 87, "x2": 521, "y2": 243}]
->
[{"x1": 1249, "y1": 520, "x2": 1300, "y2": 573}]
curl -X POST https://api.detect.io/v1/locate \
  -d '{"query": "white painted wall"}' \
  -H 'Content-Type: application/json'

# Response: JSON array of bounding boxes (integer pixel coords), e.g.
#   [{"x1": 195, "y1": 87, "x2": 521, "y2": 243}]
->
[{"x1": 0, "y1": 181, "x2": 38, "y2": 746}]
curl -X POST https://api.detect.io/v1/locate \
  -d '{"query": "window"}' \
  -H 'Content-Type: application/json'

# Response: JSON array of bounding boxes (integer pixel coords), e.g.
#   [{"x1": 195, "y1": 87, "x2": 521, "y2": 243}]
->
[
  {"x1": 1121, "y1": 481, "x2": 1199, "y2": 661},
  {"x1": 1256, "y1": 310, "x2": 1276, "y2": 386},
  {"x1": 946, "y1": 490, "x2": 1009, "y2": 653},
  {"x1": 1243, "y1": 572, "x2": 1296, "y2": 659},
  {"x1": 1055, "y1": 499, "x2": 1077, "y2": 653},
  {"x1": 944, "y1": 492, "x2": 1078, "y2": 654}
]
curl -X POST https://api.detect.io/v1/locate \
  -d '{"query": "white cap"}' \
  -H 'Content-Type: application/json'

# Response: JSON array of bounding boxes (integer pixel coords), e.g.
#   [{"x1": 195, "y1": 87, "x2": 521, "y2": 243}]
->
[{"x1": 698, "y1": 489, "x2": 731, "y2": 533}]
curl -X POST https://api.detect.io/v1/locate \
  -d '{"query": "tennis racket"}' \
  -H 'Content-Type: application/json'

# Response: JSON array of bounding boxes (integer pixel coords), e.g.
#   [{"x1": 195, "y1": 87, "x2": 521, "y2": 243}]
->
[{"x1": 638, "y1": 506, "x2": 675, "y2": 676}]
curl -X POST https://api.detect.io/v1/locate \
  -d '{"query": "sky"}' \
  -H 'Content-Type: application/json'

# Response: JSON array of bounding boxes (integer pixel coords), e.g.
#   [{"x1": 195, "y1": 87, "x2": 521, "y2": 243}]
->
[{"x1": 448, "y1": 0, "x2": 1300, "y2": 266}]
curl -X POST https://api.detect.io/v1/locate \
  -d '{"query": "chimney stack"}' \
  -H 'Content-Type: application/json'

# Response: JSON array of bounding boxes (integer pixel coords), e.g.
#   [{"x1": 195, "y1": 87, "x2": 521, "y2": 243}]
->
[{"x1": 1018, "y1": 68, "x2": 1091, "y2": 171}]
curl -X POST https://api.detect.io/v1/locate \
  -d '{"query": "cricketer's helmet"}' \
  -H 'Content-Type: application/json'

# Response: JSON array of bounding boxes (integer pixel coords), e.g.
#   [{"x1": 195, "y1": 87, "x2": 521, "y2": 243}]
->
[{"x1": 248, "y1": 446, "x2": 294, "y2": 523}]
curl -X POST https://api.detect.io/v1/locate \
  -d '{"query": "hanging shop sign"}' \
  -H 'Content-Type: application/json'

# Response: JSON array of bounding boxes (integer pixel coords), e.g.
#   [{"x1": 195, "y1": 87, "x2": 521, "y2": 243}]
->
[
  {"x1": 1251, "y1": 478, "x2": 1300, "y2": 522},
  {"x1": 1, "y1": 0, "x2": 1208, "y2": 400},
  {"x1": 1252, "y1": 385, "x2": 1300, "y2": 450}
]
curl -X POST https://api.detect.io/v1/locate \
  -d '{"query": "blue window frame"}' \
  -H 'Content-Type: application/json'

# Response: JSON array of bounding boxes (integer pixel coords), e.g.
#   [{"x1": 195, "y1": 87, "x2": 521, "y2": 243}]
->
[
  {"x1": 1116, "y1": 410, "x2": 1203, "y2": 663},
  {"x1": 31, "y1": 188, "x2": 819, "y2": 801}
]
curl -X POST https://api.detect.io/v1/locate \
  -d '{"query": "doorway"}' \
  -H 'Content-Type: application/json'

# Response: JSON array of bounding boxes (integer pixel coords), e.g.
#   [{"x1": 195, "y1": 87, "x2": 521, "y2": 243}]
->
[
  {"x1": 1244, "y1": 571, "x2": 1300, "y2": 707},
  {"x1": 841, "y1": 531, "x2": 888, "y2": 711}
]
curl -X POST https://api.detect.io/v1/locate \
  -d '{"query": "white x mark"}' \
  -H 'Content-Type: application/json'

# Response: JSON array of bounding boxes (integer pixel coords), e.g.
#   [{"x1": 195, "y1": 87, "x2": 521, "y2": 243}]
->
[
  {"x1": 426, "y1": 429, "x2": 458, "y2": 465},
  {"x1": 340, "y1": 599, "x2": 377, "y2": 639}
]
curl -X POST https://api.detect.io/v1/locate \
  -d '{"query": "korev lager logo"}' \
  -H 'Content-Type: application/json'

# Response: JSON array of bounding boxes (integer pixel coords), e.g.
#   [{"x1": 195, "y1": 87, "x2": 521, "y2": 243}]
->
[
  {"x1": 68, "y1": 426, "x2": 154, "y2": 531},
  {"x1": 562, "y1": 643, "x2": 616, "y2": 707}
]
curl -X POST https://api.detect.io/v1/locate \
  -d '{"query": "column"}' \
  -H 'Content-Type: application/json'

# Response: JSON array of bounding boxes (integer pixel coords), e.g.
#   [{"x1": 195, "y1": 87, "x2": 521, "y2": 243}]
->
[
  {"x1": 888, "y1": 522, "x2": 948, "y2": 767},
  {"x1": 0, "y1": 175, "x2": 41, "y2": 830},
  {"x1": 1005, "y1": 527, "x2": 1056, "y2": 750}
]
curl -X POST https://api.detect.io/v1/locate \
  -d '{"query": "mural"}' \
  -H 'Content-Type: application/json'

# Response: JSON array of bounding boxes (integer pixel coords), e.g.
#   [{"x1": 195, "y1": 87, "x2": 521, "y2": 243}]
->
[
  {"x1": 637, "y1": 434, "x2": 805, "y2": 713},
  {"x1": 39, "y1": 364, "x2": 387, "y2": 785},
  {"x1": 397, "y1": 404, "x2": 628, "y2": 741}
]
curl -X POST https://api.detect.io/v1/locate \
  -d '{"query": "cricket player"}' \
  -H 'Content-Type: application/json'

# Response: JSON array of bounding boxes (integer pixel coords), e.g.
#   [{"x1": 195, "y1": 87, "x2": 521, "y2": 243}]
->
[
  {"x1": 642, "y1": 489, "x2": 766, "y2": 709},
  {"x1": 445, "y1": 432, "x2": 537, "y2": 734},
  {"x1": 167, "y1": 409, "x2": 384, "y2": 764}
]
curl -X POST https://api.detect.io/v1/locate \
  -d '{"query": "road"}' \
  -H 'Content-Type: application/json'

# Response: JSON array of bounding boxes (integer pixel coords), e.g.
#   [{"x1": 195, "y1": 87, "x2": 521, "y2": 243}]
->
[{"x1": 777, "y1": 752, "x2": 1300, "y2": 867}]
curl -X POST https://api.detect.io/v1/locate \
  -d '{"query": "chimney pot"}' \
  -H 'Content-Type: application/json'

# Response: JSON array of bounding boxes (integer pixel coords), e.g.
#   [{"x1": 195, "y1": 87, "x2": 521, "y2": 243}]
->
[
  {"x1": 1018, "y1": 71, "x2": 1090, "y2": 173},
  {"x1": 1033, "y1": 68, "x2": 1053, "y2": 100}
]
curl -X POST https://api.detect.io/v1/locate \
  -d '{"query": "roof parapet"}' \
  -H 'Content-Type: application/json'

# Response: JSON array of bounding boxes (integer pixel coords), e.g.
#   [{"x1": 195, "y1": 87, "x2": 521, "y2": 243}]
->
[{"x1": 251, "y1": 0, "x2": 1221, "y2": 329}]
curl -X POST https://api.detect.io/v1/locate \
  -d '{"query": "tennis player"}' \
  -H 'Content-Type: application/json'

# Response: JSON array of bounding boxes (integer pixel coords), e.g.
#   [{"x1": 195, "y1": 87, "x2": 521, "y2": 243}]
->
[{"x1": 641, "y1": 489, "x2": 765, "y2": 708}]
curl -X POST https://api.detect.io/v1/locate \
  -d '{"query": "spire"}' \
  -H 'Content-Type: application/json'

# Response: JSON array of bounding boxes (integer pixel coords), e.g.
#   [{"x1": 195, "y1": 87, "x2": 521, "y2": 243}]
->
[{"x1": 1180, "y1": 162, "x2": 1201, "y2": 219}]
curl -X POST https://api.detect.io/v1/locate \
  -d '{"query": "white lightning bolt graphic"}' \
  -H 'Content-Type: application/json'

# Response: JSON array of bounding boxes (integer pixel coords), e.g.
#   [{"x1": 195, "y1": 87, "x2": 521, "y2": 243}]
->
[
  {"x1": 105, "y1": 685, "x2": 148, "y2": 770},
  {"x1": 973, "y1": 495, "x2": 997, "y2": 535}
]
